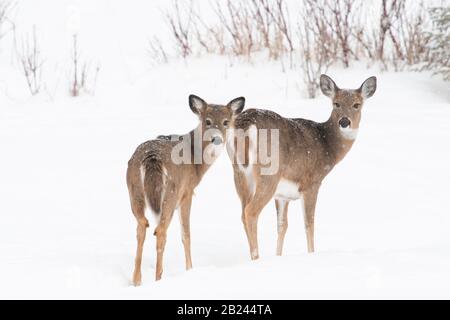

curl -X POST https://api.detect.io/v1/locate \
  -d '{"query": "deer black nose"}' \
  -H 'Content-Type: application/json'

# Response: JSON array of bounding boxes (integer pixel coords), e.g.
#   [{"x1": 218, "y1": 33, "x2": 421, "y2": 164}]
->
[
  {"x1": 211, "y1": 136, "x2": 223, "y2": 145},
  {"x1": 339, "y1": 117, "x2": 351, "y2": 128}
]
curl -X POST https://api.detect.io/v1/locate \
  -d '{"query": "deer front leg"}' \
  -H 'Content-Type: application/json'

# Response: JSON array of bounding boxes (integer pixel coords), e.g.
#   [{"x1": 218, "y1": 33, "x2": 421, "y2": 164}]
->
[
  {"x1": 302, "y1": 187, "x2": 319, "y2": 253},
  {"x1": 275, "y1": 199, "x2": 290, "y2": 256},
  {"x1": 179, "y1": 194, "x2": 193, "y2": 270}
]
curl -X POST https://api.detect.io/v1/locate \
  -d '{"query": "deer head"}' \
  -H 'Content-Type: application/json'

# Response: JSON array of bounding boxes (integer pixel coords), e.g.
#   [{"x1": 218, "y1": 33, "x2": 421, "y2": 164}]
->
[
  {"x1": 320, "y1": 74, "x2": 377, "y2": 140},
  {"x1": 189, "y1": 94, "x2": 245, "y2": 145}
]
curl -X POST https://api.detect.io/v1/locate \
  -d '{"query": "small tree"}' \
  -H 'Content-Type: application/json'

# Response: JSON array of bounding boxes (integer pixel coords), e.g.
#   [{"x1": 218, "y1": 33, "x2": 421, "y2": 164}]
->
[{"x1": 423, "y1": 6, "x2": 450, "y2": 80}]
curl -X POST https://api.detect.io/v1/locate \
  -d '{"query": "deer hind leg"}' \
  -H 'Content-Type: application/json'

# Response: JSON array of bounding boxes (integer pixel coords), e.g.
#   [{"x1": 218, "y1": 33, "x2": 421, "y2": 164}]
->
[
  {"x1": 233, "y1": 169, "x2": 252, "y2": 241},
  {"x1": 238, "y1": 188, "x2": 252, "y2": 242},
  {"x1": 179, "y1": 193, "x2": 193, "y2": 271},
  {"x1": 244, "y1": 181, "x2": 276, "y2": 260},
  {"x1": 275, "y1": 199, "x2": 290, "y2": 256},
  {"x1": 154, "y1": 192, "x2": 177, "y2": 281},
  {"x1": 302, "y1": 187, "x2": 319, "y2": 253},
  {"x1": 131, "y1": 199, "x2": 149, "y2": 286}
]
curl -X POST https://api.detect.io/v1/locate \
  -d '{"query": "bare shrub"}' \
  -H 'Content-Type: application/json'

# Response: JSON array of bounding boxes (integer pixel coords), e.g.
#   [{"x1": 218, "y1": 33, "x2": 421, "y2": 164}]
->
[
  {"x1": 263, "y1": 0, "x2": 294, "y2": 63},
  {"x1": 157, "y1": 0, "x2": 441, "y2": 96},
  {"x1": 17, "y1": 26, "x2": 44, "y2": 95},
  {"x1": 190, "y1": 0, "x2": 294, "y2": 62},
  {"x1": 372, "y1": 0, "x2": 432, "y2": 70},
  {"x1": 166, "y1": 0, "x2": 194, "y2": 59},
  {"x1": 147, "y1": 36, "x2": 169, "y2": 66},
  {"x1": 249, "y1": 0, "x2": 274, "y2": 56},
  {"x1": 69, "y1": 34, "x2": 100, "y2": 97},
  {"x1": 298, "y1": 4, "x2": 334, "y2": 98},
  {"x1": 353, "y1": 19, "x2": 377, "y2": 61},
  {"x1": 211, "y1": 0, "x2": 256, "y2": 58},
  {"x1": 376, "y1": 0, "x2": 406, "y2": 69},
  {"x1": 0, "y1": 0, "x2": 15, "y2": 40},
  {"x1": 397, "y1": 2, "x2": 429, "y2": 67},
  {"x1": 196, "y1": 24, "x2": 226, "y2": 55},
  {"x1": 189, "y1": 6, "x2": 226, "y2": 55},
  {"x1": 70, "y1": 34, "x2": 80, "y2": 96},
  {"x1": 302, "y1": 0, "x2": 338, "y2": 62},
  {"x1": 326, "y1": 0, "x2": 360, "y2": 67}
]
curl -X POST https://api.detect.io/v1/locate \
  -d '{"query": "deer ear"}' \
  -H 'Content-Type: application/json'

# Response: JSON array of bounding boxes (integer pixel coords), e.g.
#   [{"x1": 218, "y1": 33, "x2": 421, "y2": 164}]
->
[
  {"x1": 189, "y1": 95, "x2": 207, "y2": 115},
  {"x1": 228, "y1": 97, "x2": 245, "y2": 115},
  {"x1": 359, "y1": 76, "x2": 377, "y2": 99},
  {"x1": 320, "y1": 74, "x2": 338, "y2": 98}
]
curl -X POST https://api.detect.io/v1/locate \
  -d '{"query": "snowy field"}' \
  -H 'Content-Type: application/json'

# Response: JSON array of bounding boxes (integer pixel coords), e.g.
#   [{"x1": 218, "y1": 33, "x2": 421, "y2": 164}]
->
[{"x1": 0, "y1": 1, "x2": 450, "y2": 299}]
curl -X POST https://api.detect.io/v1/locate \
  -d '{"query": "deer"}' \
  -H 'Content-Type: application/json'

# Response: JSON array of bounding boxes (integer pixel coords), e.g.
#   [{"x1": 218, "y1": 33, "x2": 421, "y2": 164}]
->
[
  {"x1": 227, "y1": 75, "x2": 376, "y2": 260},
  {"x1": 127, "y1": 94, "x2": 245, "y2": 285}
]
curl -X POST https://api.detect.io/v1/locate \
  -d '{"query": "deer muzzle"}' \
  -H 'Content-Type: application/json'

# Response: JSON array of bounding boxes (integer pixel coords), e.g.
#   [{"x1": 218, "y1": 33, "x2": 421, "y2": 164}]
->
[
  {"x1": 211, "y1": 136, "x2": 223, "y2": 145},
  {"x1": 339, "y1": 117, "x2": 351, "y2": 128}
]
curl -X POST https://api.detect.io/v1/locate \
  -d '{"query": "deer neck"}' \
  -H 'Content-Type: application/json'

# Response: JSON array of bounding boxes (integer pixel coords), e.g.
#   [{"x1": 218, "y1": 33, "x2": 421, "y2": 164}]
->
[{"x1": 322, "y1": 113, "x2": 357, "y2": 164}]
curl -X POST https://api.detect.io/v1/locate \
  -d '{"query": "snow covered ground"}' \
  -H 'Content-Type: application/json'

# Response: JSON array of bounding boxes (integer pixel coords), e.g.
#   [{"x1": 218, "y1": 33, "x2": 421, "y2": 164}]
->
[{"x1": 0, "y1": 1, "x2": 449, "y2": 299}]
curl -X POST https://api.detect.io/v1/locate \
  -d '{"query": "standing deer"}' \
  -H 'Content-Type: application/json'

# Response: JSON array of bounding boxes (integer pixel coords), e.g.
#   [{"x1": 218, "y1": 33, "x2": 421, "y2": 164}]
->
[
  {"x1": 227, "y1": 75, "x2": 376, "y2": 260},
  {"x1": 127, "y1": 95, "x2": 245, "y2": 285}
]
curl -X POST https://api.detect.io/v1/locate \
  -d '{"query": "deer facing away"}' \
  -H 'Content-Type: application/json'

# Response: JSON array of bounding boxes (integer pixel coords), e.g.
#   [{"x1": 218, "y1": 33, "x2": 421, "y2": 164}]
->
[
  {"x1": 227, "y1": 75, "x2": 377, "y2": 260},
  {"x1": 127, "y1": 95, "x2": 245, "y2": 285}
]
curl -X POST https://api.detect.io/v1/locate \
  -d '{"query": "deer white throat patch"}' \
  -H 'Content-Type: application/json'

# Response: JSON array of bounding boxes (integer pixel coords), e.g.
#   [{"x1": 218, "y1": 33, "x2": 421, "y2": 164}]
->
[
  {"x1": 339, "y1": 126, "x2": 359, "y2": 140},
  {"x1": 274, "y1": 179, "x2": 301, "y2": 201}
]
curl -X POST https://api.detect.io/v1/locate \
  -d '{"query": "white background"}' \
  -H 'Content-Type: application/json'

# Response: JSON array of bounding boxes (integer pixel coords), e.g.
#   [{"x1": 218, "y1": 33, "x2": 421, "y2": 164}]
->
[{"x1": 0, "y1": 0, "x2": 449, "y2": 299}]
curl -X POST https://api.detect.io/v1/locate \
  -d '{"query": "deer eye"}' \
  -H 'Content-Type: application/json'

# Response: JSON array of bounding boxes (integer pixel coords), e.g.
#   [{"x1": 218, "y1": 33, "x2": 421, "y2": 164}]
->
[
  {"x1": 353, "y1": 103, "x2": 361, "y2": 109},
  {"x1": 334, "y1": 103, "x2": 340, "y2": 108},
  {"x1": 223, "y1": 119, "x2": 230, "y2": 127},
  {"x1": 205, "y1": 119, "x2": 212, "y2": 127}
]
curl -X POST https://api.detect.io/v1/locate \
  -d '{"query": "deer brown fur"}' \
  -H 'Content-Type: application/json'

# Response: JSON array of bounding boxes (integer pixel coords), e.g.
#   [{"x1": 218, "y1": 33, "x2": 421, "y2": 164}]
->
[
  {"x1": 227, "y1": 75, "x2": 377, "y2": 259},
  {"x1": 127, "y1": 95, "x2": 245, "y2": 285}
]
